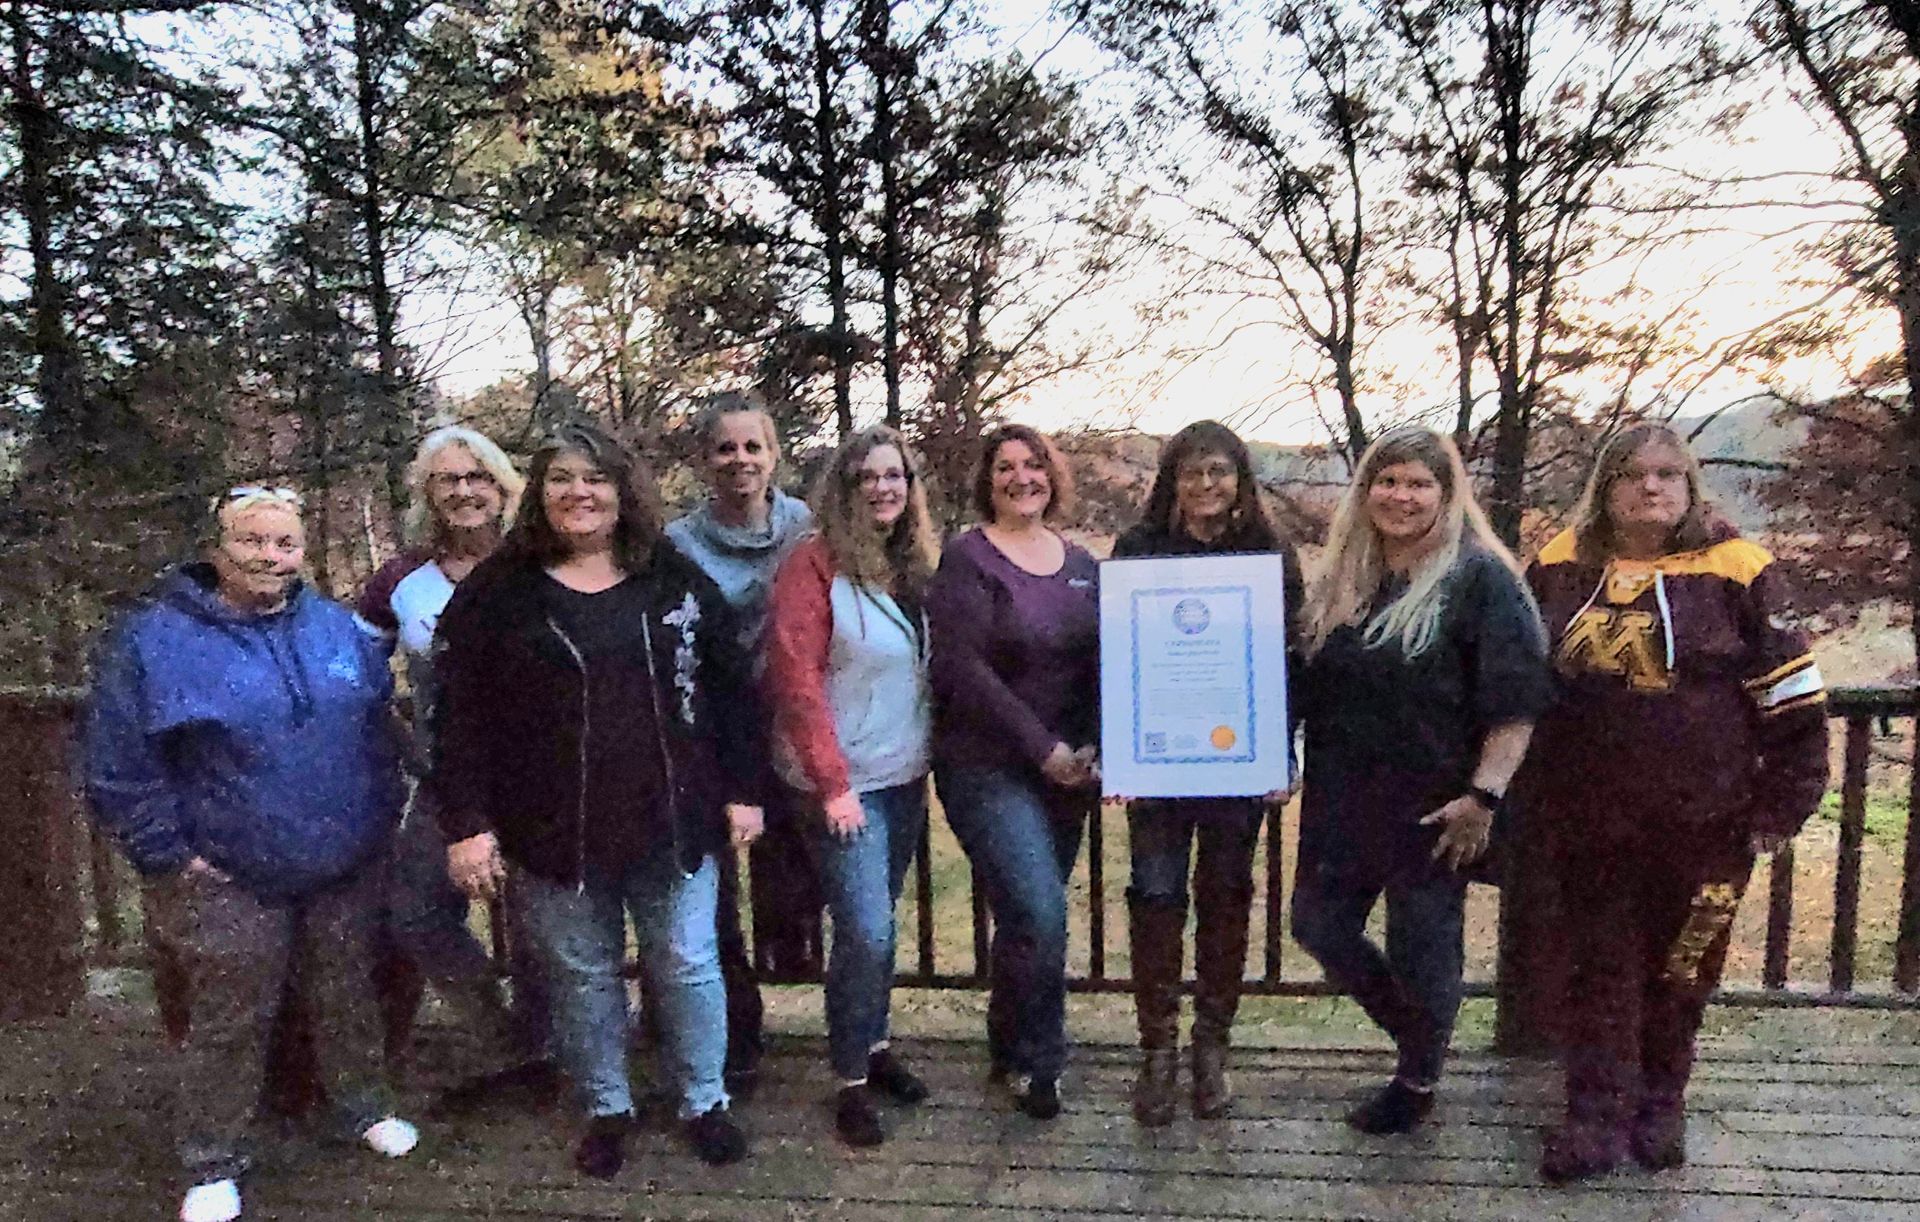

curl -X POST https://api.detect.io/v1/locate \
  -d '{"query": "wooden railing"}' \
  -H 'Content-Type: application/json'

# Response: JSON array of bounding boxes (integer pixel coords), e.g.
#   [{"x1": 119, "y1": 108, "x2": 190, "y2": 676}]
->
[{"x1": 6, "y1": 686, "x2": 1918, "y2": 1046}]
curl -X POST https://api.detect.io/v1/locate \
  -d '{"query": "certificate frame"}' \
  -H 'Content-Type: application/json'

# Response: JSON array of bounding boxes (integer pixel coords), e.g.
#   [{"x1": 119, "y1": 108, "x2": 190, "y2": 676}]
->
[{"x1": 1099, "y1": 553, "x2": 1290, "y2": 799}]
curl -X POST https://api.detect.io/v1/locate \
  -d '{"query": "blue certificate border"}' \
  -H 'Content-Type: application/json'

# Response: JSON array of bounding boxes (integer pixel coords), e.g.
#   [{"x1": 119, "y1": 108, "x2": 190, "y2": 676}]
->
[{"x1": 1130, "y1": 584, "x2": 1257, "y2": 766}]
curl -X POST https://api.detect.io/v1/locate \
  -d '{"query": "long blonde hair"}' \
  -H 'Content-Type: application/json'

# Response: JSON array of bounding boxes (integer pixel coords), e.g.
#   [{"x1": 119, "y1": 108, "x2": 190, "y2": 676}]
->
[
  {"x1": 1303, "y1": 426, "x2": 1519, "y2": 658},
  {"x1": 811, "y1": 425, "x2": 939, "y2": 596},
  {"x1": 404, "y1": 425, "x2": 524, "y2": 547}
]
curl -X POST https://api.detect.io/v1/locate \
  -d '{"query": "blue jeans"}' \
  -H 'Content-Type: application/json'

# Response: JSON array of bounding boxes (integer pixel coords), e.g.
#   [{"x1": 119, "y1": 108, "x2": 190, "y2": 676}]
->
[
  {"x1": 811, "y1": 781, "x2": 929, "y2": 1082},
  {"x1": 1290, "y1": 864, "x2": 1467, "y2": 1086},
  {"x1": 520, "y1": 855, "x2": 728, "y2": 1121},
  {"x1": 935, "y1": 765, "x2": 1087, "y2": 1082}
]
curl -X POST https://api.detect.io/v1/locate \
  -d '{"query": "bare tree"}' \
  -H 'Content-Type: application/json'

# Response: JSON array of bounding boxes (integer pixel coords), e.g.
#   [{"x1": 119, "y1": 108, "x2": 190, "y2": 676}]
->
[
  {"x1": 1379, "y1": 0, "x2": 1733, "y2": 542},
  {"x1": 1081, "y1": 0, "x2": 1393, "y2": 459},
  {"x1": 1757, "y1": 0, "x2": 1920, "y2": 989}
]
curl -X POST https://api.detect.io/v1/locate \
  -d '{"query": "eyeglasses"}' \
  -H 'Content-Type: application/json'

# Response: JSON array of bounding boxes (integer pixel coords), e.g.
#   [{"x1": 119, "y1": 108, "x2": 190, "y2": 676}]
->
[
  {"x1": 1176, "y1": 463, "x2": 1236, "y2": 486},
  {"x1": 214, "y1": 485, "x2": 305, "y2": 514},
  {"x1": 428, "y1": 470, "x2": 499, "y2": 492},
  {"x1": 857, "y1": 470, "x2": 910, "y2": 488}
]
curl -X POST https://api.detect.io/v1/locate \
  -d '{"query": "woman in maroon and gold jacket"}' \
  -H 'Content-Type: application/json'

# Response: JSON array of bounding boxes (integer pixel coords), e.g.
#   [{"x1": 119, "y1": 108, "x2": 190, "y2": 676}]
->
[{"x1": 1527, "y1": 422, "x2": 1828, "y2": 1183}]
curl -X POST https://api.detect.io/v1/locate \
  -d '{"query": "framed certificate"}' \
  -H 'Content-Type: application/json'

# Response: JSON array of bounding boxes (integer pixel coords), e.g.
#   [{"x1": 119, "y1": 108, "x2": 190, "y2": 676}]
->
[{"x1": 1099, "y1": 553, "x2": 1290, "y2": 798}]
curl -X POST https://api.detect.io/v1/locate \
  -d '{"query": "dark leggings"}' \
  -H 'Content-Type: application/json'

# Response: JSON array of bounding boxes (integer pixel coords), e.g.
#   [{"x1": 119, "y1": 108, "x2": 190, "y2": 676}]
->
[{"x1": 1290, "y1": 865, "x2": 1467, "y2": 1086}]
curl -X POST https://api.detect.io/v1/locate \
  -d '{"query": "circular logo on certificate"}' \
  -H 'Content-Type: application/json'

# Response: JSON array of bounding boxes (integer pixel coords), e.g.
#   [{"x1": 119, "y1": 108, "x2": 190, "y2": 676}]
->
[
  {"x1": 1171, "y1": 597, "x2": 1211, "y2": 635},
  {"x1": 1210, "y1": 725, "x2": 1237, "y2": 750}
]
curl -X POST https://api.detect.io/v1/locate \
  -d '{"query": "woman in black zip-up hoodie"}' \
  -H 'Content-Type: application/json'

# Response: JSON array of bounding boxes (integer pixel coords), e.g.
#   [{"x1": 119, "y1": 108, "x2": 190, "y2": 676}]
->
[{"x1": 431, "y1": 423, "x2": 762, "y2": 1176}]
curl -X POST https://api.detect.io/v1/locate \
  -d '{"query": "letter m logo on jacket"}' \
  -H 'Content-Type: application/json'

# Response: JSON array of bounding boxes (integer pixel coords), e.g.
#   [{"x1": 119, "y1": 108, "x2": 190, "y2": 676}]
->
[{"x1": 1557, "y1": 607, "x2": 1673, "y2": 693}]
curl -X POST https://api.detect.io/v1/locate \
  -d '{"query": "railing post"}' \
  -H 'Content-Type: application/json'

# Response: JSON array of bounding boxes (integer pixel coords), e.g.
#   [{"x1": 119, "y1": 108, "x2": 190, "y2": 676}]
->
[
  {"x1": 1898, "y1": 716, "x2": 1920, "y2": 993},
  {"x1": 1763, "y1": 842, "x2": 1795, "y2": 988},
  {"x1": 0, "y1": 689, "x2": 87, "y2": 1021},
  {"x1": 1830, "y1": 717, "x2": 1871, "y2": 993},
  {"x1": 914, "y1": 817, "x2": 935, "y2": 979},
  {"x1": 1086, "y1": 801, "x2": 1106, "y2": 981},
  {"x1": 1263, "y1": 804, "x2": 1285, "y2": 984}
]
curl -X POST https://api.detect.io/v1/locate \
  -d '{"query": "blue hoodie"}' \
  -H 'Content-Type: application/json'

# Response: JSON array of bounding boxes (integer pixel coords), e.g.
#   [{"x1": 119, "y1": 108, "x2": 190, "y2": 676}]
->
[{"x1": 83, "y1": 564, "x2": 405, "y2": 901}]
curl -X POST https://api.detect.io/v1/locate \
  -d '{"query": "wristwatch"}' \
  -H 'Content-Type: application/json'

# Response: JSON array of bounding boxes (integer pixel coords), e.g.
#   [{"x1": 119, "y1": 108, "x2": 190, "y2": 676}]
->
[{"x1": 1466, "y1": 785, "x2": 1505, "y2": 814}]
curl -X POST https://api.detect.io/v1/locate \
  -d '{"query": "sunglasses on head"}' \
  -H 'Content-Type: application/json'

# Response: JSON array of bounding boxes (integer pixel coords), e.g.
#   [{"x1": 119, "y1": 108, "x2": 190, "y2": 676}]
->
[{"x1": 213, "y1": 485, "x2": 305, "y2": 515}]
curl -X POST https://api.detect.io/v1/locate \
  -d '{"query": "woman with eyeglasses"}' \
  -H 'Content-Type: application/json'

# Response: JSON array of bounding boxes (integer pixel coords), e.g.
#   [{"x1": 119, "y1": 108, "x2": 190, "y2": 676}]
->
[
  {"x1": 927, "y1": 423, "x2": 1101, "y2": 1120},
  {"x1": 355, "y1": 425, "x2": 558, "y2": 1111},
  {"x1": 1110, "y1": 421, "x2": 1304, "y2": 1125},
  {"x1": 1528, "y1": 423, "x2": 1828, "y2": 1182},
  {"x1": 432, "y1": 422, "x2": 760, "y2": 1177},
  {"x1": 1293, "y1": 427, "x2": 1550, "y2": 1136},
  {"x1": 84, "y1": 485, "x2": 418, "y2": 1222},
  {"x1": 763, "y1": 426, "x2": 938, "y2": 1146}
]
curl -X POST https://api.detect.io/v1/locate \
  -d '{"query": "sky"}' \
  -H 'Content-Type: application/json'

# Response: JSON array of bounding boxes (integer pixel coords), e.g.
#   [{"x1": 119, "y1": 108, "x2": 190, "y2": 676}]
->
[{"x1": 120, "y1": 3, "x2": 1891, "y2": 449}]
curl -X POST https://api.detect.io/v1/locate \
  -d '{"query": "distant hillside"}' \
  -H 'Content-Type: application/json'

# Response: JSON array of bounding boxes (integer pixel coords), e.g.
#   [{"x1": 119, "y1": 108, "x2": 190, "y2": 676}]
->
[
  {"x1": 1059, "y1": 407, "x2": 1910, "y2": 684},
  {"x1": 1678, "y1": 396, "x2": 1806, "y2": 536}
]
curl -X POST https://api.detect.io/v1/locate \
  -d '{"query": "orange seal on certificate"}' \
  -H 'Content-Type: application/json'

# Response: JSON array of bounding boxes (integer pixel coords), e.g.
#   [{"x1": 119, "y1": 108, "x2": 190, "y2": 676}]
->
[{"x1": 1209, "y1": 725, "x2": 1237, "y2": 750}]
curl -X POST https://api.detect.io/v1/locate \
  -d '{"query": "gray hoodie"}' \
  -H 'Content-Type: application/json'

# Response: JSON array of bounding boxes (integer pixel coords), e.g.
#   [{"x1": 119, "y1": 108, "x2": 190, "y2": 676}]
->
[{"x1": 666, "y1": 488, "x2": 816, "y2": 656}]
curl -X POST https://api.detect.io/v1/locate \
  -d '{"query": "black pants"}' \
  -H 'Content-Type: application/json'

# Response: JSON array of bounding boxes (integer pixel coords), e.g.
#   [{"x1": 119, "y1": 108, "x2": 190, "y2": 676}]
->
[
  {"x1": 1290, "y1": 864, "x2": 1467, "y2": 1086},
  {"x1": 707, "y1": 783, "x2": 824, "y2": 1074}
]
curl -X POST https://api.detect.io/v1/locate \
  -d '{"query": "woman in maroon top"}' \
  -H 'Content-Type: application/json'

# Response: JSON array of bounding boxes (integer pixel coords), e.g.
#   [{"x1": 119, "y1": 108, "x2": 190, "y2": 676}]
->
[
  {"x1": 927, "y1": 424, "x2": 1100, "y2": 1119},
  {"x1": 1528, "y1": 423, "x2": 1827, "y2": 1181}
]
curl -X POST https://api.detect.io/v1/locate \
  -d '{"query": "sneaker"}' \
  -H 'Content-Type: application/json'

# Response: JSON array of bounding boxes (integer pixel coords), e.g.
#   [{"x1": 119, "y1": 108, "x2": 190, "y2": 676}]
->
[
  {"x1": 683, "y1": 1104, "x2": 749, "y2": 1166},
  {"x1": 1011, "y1": 1074, "x2": 1061, "y2": 1120},
  {"x1": 573, "y1": 1112, "x2": 633, "y2": 1179},
  {"x1": 179, "y1": 1179, "x2": 241, "y2": 1222},
  {"x1": 835, "y1": 1084, "x2": 885, "y2": 1147},
  {"x1": 360, "y1": 1116, "x2": 419, "y2": 1158},
  {"x1": 867, "y1": 1049, "x2": 929, "y2": 1104},
  {"x1": 1345, "y1": 1079, "x2": 1435, "y2": 1135}
]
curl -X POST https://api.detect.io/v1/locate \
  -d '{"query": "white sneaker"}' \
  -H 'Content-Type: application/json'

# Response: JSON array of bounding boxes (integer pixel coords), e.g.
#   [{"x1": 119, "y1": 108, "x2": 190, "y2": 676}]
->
[
  {"x1": 361, "y1": 1116, "x2": 419, "y2": 1158},
  {"x1": 179, "y1": 1179, "x2": 241, "y2": 1222}
]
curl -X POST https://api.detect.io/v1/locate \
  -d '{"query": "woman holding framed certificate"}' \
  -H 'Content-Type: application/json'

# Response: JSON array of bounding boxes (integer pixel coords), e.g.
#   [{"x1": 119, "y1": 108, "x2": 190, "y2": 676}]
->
[
  {"x1": 928, "y1": 423, "x2": 1101, "y2": 1120},
  {"x1": 1294, "y1": 426, "x2": 1550, "y2": 1136},
  {"x1": 1111, "y1": 420, "x2": 1304, "y2": 1126}
]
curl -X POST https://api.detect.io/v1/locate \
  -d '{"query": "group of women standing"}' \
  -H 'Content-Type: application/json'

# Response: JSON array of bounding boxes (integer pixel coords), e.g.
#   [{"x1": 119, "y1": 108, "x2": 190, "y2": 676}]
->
[{"x1": 82, "y1": 398, "x2": 1828, "y2": 1222}]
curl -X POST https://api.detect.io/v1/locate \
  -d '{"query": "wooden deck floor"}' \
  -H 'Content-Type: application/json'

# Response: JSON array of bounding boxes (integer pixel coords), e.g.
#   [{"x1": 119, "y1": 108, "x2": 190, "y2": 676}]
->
[{"x1": 4, "y1": 997, "x2": 1919, "y2": 1220}]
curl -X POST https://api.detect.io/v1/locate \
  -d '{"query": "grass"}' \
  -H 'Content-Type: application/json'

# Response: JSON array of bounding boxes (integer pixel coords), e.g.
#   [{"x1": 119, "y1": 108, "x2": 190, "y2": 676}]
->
[{"x1": 1812, "y1": 789, "x2": 1909, "y2": 842}]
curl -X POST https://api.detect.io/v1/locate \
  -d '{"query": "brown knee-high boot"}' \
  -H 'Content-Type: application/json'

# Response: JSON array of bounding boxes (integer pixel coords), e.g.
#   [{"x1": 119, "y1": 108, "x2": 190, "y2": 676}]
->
[
  {"x1": 1190, "y1": 882, "x2": 1252, "y2": 1118},
  {"x1": 1128, "y1": 892, "x2": 1186, "y2": 1127}
]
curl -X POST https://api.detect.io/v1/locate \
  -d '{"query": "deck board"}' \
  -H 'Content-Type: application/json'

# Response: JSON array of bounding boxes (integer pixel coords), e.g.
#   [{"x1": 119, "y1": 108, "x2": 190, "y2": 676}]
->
[{"x1": 3, "y1": 1003, "x2": 1918, "y2": 1219}]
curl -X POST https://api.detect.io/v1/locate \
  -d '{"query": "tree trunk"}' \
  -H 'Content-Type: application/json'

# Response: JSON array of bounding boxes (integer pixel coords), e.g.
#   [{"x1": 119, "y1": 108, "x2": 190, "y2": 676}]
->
[
  {"x1": 1332, "y1": 343, "x2": 1366, "y2": 461},
  {"x1": 520, "y1": 277, "x2": 556, "y2": 434},
  {"x1": 870, "y1": 9, "x2": 904, "y2": 427},
  {"x1": 1894, "y1": 171, "x2": 1920, "y2": 991},
  {"x1": 810, "y1": 0, "x2": 854, "y2": 437},
  {"x1": 1486, "y1": 0, "x2": 1531, "y2": 548},
  {"x1": 300, "y1": 212, "x2": 335, "y2": 594},
  {"x1": 9, "y1": 17, "x2": 86, "y2": 471},
  {"x1": 351, "y1": 6, "x2": 408, "y2": 519}
]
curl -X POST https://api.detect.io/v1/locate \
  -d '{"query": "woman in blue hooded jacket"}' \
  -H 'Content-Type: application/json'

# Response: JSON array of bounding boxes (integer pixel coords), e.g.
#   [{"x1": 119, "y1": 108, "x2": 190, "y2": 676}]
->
[{"x1": 84, "y1": 486, "x2": 416, "y2": 1222}]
